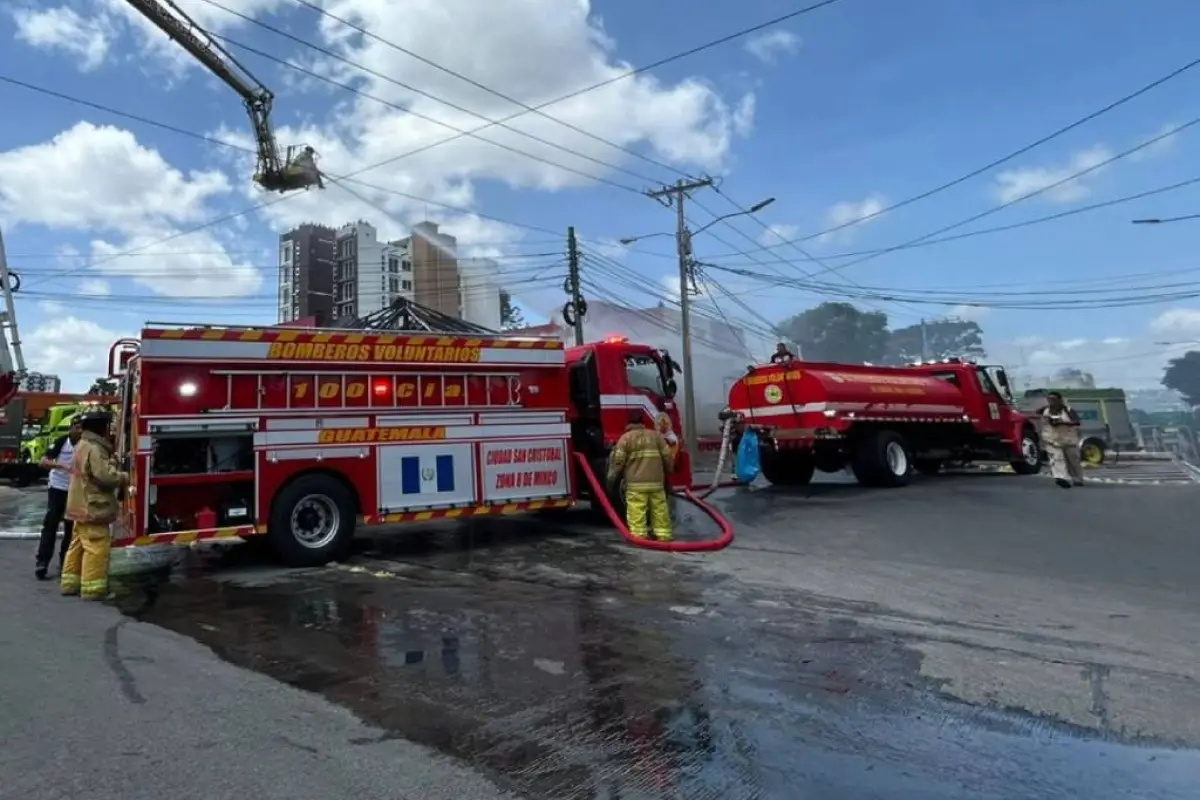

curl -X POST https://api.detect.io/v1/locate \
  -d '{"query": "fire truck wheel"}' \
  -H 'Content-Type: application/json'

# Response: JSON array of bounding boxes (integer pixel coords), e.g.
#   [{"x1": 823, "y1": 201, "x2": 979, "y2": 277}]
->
[
  {"x1": 1010, "y1": 428, "x2": 1043, "y2": 475},
  {"x1": 269, "y1": 474, "x2": 357, "y2": 567},
  {"x1": 851, "y1": 429, "x2": 912, "y2": 488}
]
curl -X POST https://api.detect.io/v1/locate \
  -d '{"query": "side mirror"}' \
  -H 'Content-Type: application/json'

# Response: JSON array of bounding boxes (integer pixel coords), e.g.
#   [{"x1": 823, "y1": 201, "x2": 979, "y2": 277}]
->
[{"x1": 665, "y1": 379, "x2": 678, "y2": 398}]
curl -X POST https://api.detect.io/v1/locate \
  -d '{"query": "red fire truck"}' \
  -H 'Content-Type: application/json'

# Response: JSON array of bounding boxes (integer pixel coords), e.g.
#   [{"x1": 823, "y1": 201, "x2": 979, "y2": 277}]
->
[
  {"x1": 106, "y1": 323, "x2": 697, "y2": 565},
  {"x1": 725, "y1": 357, "x2": 1043, "y2": 487}
]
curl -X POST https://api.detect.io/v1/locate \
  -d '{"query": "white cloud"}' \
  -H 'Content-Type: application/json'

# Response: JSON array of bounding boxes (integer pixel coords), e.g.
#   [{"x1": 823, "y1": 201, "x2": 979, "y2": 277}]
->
[
  {"x1": 11, "y1": 2, "x2": 756, "y2": 306},
  {"x1": 11, "y1": 5, "x2": 112, "y2": 71},
  {"x1": 1150, "y1": 308, "x2": 1200, "y2": 337},
  {"x1": 1130, "y1": 123, "x2": 1182, "y2": 162},
  {"x1": 817, "y1": 194, "x2": 887, "y2": 244},
  {"x1": 25, "y1": 315, "x2": 131, "y2": 389},
  {"x1": 744, "y1": 30, "x2": 801, "y2": 64},
  {"x1": 756, "y1": 223, "x2": 799, "y2": 247},
  {"x1": 79, "y1": 278, "x2": 111, "y2": 296},
  {"x1": 0, "y1": 122, "x2": 256, "y2": 296},
  {"x1": 947, "y1": 304, "x2": 991, "y2": 322},
  {"x1": 207, "y1": 0, "x2": 754, "y2": 231},
  {"x1": 992, "y1": 145, "x2": 1111, "y2": 204},
  {"x1": 991, "y1": 331, "x2": 1189, "y2": 391}
]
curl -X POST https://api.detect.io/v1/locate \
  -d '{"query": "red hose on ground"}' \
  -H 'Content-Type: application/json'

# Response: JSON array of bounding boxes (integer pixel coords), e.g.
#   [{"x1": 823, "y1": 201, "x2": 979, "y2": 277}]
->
[{"x1": 574, "y1": 453, "x2": 734, "y2": 552}]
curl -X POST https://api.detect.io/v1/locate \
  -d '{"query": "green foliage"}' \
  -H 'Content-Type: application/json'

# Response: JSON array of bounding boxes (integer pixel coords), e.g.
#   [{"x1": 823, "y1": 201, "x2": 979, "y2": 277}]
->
[
  {"x1": 779, "y1": 302, "x2": 890, "y2": 363},
  {"x1": 499, "y1": 290, "x2": 525, "y2": 331},
  {"x1": 1163, "y1": 351, "x2": 1200, "y2": 405},
  {"x1": 885, "y1": 319, "x2": 986, "y2": 364},
  {"x1": 87, "y1": 377, "x2": 119, "y2": 396}
]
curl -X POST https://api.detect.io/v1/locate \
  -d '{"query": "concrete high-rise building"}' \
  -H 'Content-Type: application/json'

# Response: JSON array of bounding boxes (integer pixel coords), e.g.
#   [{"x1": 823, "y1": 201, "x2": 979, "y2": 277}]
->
[
  {"x1": 406, "y1": 222, "x2": 460, "y2": 317},
  {"x1": 331, "y1": 221, "x2": 414, "y2": 322},
  {"x1": 277, "y1": 224, "x2": 335, "y2": 325},
  {"x1": 24, "y1": 372, "x2": 61, "y2": 392},
  {"x1": 458, "y1": 258, "x2": 502, "y2": 330}
]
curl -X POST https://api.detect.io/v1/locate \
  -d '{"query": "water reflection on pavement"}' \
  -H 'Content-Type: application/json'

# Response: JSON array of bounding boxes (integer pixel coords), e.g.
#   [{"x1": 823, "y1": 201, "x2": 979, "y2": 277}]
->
[{"x1": 108, "y1": 517, "x2": 1197, "y2": 800}]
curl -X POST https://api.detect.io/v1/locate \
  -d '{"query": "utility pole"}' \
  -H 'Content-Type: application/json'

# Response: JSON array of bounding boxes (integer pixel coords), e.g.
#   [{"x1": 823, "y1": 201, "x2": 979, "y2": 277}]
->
[
  {"x1": 645, "y1": 177, "x2": 714, "y2": 458},
  {"x1": 919, "y1": 318, "x2": 930, "y2": 361},
  {"x1": 564, "y1": 226, "x2": 585, "y2": 346}
]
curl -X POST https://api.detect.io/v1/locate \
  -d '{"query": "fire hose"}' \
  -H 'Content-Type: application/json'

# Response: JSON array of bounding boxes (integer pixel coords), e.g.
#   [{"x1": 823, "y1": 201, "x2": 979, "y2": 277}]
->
[{"x1": 574, "y1": 452, "x2": 734, "y2": 552}]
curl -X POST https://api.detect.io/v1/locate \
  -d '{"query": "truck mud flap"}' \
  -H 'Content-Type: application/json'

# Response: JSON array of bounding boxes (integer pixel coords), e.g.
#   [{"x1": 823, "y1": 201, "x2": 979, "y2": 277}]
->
[{"x1": 573, "y1": 453, "x2": 734, "y2": 552}]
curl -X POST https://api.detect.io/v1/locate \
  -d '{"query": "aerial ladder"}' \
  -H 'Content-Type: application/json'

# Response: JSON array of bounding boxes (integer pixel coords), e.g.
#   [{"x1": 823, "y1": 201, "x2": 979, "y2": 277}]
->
[
  {"x1": 123, "y1": 0, "x2": 324, "y2": 193},
  {"x1": 0, "y1": 228, "x2": 27, "y2": 409}
]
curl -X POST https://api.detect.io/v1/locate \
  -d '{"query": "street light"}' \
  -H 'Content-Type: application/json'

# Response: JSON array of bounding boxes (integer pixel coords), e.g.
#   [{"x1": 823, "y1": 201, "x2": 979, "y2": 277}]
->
[{"x1": 618, "y1": 198, "x2": 776, "y2": 245}]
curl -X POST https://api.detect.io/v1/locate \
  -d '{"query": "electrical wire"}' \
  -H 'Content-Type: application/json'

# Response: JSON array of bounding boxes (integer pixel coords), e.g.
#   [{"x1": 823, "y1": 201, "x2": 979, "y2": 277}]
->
[
  {"x1": 720, "y1": 52, "x2": 1200, "y2": 252},
  {"x1": 703, "y1": 174, "x2": 1200, "y2": 267},
  {"x1": 283, "y1": 0, "x2": 845, "y2": 181},
  {"x1": 6, "y1": 0, "x2": 819, "y2": 289}
]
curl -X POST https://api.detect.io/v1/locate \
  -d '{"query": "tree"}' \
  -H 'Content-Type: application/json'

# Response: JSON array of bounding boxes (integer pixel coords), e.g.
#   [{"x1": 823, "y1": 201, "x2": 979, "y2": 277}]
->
[
  {"x1": 884, "y1": 319, "x2": 986, "y2": 364},
  {"x1": 87, "y1": 377, "x2": 119, "y2": 395},
  {"x1": 779, "y1": 302, "x2": 889, "y2": 363},
  {"x1": 1051, "y1": 367, "x2": 1096, "y2": 389},
  {"x1": 1163, "y1": 351, "x2": 1200, "y2": 405},
  {"x1": 499, "y1": 290, "x2": 525, "y2": 331}
]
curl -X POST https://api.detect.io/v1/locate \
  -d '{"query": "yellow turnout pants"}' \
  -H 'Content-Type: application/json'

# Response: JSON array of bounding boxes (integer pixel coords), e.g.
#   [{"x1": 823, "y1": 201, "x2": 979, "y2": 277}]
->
[
  {"x1": 60, "y1": 522, "x2": 112, "y2": 600},
  {"x1": 624, "y1": 485, "x2": 672, "y2": 541}
]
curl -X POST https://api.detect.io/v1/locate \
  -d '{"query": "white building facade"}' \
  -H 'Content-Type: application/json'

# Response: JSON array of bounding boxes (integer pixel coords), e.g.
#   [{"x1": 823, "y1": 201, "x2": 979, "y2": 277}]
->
[
  {"x1": 332, "y1": 221, "x2": 414, "y2": 321},
  {"x1": 458, "y1": 258, "x2": 502, "y2": 330}
]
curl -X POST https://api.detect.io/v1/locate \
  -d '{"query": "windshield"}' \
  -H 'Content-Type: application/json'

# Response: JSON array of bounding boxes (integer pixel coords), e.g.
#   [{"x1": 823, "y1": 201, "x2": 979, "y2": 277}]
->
[
  {"x1": 625, "y1": 354, "x2": 666, "y2": 397},
  {"x1": 977, "y1": 366, "x2": 1015, "y2": 404}
]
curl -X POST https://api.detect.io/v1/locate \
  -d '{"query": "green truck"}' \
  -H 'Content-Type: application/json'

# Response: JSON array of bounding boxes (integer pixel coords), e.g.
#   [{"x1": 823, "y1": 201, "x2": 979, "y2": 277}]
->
[
  {"x1": 20, "y1": 402, "x2": 87, "y2": 464},
  {"x1": 1019, "y1": 387, "x2": 1136, "y2": 465}
]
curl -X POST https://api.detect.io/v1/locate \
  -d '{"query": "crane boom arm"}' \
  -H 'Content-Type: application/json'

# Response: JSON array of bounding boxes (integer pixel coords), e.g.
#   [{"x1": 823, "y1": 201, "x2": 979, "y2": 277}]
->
[{"x1": 122, "y1": 0, "x2": 284, "y2": 176}]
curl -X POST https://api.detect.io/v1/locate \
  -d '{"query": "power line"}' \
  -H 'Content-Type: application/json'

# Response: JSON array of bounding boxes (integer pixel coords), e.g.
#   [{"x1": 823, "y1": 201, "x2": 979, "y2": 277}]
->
[
  {"x1": 704, "y1": 174, "x2": 1200, "y2": 267},
  {"x1": 733, "y1": 52, "x2": 1200, "y2": 251},
  {"x1": 6, "y1": 2, "x2": 823, "y2": 288},
  {"x1": 772, "y1": 118, "x2": 1200, "y2": 285},
  {"x1": 280, "y1": 0, "x2": 846, "y2": 179}
]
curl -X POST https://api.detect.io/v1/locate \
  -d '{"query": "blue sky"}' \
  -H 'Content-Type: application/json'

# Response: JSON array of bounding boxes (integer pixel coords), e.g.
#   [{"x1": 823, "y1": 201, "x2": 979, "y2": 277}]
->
[{"x1": 3, "y1": 0, "x2": 1200, "y2": 392}]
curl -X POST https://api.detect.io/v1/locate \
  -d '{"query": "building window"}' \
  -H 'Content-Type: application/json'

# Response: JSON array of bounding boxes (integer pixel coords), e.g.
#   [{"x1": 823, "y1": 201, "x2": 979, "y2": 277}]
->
[{"x1": 402, "y1": 280, "x2": 412, "y2": 291}]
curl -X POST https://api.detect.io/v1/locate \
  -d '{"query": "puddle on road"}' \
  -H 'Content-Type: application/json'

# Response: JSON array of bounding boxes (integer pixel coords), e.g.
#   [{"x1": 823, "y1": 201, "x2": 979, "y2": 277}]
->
[
  {"x1": 0, "y1": 487, "x2": 52, "y2": 532},
  {"x1": 110, "y1": 522, "x2": 1199, "y2": 800}
]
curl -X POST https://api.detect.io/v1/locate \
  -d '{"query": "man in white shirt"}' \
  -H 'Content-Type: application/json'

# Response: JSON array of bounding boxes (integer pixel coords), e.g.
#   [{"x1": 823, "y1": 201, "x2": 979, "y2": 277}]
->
[
  {"x1": 34, "y1": 416, "x2": 81, "y2": 580},
  {"x1": 1040, "y1": 392, "x2": 1084, "y2": 488}
]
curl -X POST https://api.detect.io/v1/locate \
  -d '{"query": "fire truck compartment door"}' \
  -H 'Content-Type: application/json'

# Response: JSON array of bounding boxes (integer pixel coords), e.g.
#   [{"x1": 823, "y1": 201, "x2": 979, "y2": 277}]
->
[
  {"x1": 377, "y1": 443, "x2": 476, "y2": 510},
  {"x1": 480, "y1": 439, "x2": 570, "y2": 502}
]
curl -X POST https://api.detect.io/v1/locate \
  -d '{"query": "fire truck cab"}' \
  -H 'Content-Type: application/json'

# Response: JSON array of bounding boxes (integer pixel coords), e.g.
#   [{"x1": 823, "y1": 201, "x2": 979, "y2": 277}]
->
[{"x1": 107, "y1": 324, "x2": 689, "y2": 566}]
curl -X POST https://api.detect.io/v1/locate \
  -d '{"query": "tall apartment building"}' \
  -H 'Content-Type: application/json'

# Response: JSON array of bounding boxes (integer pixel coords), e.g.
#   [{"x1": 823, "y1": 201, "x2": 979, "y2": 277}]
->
[
  {"x1": 23, "y1": 372, "x2": 61, "y2": 392},
  {"x1": 407, "y1": 222, "x2": 460, "y2": 317},
  {"x1": 458, "y1": 258, "x2": 502, "y2": 330},
  {"x1": 277, "y1": 224, "x2": 335, "y2": 325},
  {"x1": 331, "y1": 221, "x2": 415, "y2": 321}
]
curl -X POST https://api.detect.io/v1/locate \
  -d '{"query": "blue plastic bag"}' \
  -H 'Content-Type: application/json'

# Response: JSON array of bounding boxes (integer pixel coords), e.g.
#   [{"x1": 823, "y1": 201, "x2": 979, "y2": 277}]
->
[{"x1": 734, "y1": 429, "x2": 761, "y2": 484}]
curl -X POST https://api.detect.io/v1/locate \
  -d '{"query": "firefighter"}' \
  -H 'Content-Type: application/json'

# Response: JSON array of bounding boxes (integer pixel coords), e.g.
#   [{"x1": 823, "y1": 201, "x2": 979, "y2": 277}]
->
[
  {"x1": 34, "y1": 415, "x2": 82, "y2": 580},
  {"x1": 60, "y1": 408, "x2": 129, "y2": 600},
  {"x1": 1040, "y1": 391, "x2": 1084, "y2": 488},
  {"x1": 770, "y1": 342, "x2": 795, "y2": 364},
  {"x1": 607, "y1": 411, "x2": 675, "y2": 541}
]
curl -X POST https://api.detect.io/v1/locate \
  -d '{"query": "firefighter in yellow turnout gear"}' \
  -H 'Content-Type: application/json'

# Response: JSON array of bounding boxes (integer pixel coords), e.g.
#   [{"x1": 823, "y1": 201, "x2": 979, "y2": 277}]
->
[
  {"x1": 60, "y1": 409, "x2": 129, "y2": 601},
  {"x1": 607, "y1": 412, "x2": 675, "y2": 541}
]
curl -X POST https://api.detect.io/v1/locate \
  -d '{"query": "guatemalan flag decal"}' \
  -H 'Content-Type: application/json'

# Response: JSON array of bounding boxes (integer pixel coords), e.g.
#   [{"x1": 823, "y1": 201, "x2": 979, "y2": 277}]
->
[{"x1": 401, "y1": 453, "x2": 455, "y2": 494}]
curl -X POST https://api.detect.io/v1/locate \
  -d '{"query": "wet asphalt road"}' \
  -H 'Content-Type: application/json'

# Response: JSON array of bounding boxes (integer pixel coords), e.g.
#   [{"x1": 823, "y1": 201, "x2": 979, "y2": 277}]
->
[{"x1": 1, "y1": 470, "x2": 1198, "y2": 799}]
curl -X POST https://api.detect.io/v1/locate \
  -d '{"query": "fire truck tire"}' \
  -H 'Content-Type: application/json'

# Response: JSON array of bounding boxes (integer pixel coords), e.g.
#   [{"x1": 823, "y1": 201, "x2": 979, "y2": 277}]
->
[
  {"x1": 268, "y1": 473, "x2": 358, "y2": 567},
  {"x1": 1010, "y1": 428, "x2": 1043, "y2": 475},
  {"x1": 851, "y1": 429, "x2": 912, "y2": 488},
  {"x1": 760, "y1": 451, "x2": 814, "y2": 486}
]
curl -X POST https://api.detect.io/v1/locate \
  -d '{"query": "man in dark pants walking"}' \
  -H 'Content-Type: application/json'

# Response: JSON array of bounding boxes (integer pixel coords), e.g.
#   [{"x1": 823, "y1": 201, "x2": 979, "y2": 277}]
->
[{"x1": 35, "y1": 416, "x2": 81, "y2": 580}]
